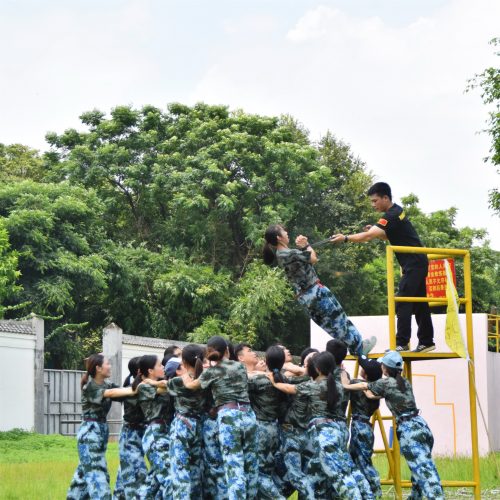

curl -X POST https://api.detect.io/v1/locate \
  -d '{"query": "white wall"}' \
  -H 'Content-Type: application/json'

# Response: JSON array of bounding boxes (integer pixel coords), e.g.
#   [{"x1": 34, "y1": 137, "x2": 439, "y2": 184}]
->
[
  {"x1": 311, "y1": 313, "x2": 495, "y2": 456},
  {"x1": 0, "y1": 331, "x2": 35, "y2": 431}
]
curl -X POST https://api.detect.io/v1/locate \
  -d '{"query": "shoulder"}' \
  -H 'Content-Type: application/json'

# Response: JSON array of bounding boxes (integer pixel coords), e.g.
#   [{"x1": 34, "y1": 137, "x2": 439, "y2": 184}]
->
[
  {"x1": 167, "y1": 376, "x2": 183, "y2": 392},
  {"x1": 368, "y1": 377, "x2": 390, "y2": 395}
]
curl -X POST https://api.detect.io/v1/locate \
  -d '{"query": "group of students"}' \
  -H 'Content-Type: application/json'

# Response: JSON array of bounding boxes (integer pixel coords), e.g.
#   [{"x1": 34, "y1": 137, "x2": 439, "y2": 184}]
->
[
  {"x1": 67, "y1": 337, "x2": 444, "y2": 500},
  {"x1": 68, "y1": 202, "x2": 444, "y2": 499}
]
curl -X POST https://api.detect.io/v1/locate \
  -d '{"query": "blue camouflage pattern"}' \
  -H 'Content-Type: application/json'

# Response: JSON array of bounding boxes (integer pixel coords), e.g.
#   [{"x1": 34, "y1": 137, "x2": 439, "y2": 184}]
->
[
  {"x1": 137, "y1": 422, "x2": 172, "y2": 500},
  {"x1": 255, "y1": 419, "x2": 285, "y2": 500},
  {"x1": 280, "y1": 424, "x2": 316, "y2": 499},
  {"x1": 397, "y1": 416, "x2": 444, "y2": 500},
  {"x1": 298, "y1": 283, "x2": 363, "y2": 356},
  {"x1": 169, "y1": 413, "x2": 203, "y2": 500},
  {"x1": 201, "y1": 414, "x2": 228, "y2": 499},
  {"x1": 67, "y1": 421, "x2": 111, "y2": 500},
  {"x1": 349, "y1": 418, "x2": 382, "y2": 498},
  {"x1": 217, "y1": 407, "x2": 258, "y2": 500},
  {"x1": 309, "y1": 418, "x2": 374, "y2": 500},
  {"x1": 113, "y1": 424, "x2": 147, "y2": 500}
]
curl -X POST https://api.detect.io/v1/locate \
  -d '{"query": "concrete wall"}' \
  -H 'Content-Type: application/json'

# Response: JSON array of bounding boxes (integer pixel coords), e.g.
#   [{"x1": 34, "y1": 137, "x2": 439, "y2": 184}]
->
[
  {"x1": 311, "y1": 313, "x2": 497, "y2": 456},
  {"x1": 0, "y1": 317, "x2": 44, "y2": 432}
]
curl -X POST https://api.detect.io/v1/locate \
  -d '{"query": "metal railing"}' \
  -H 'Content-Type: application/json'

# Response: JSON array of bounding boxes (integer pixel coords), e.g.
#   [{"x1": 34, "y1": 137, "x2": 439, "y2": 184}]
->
[{"x1": 487, "y1": 314, "x2": 500, "y2": 353}]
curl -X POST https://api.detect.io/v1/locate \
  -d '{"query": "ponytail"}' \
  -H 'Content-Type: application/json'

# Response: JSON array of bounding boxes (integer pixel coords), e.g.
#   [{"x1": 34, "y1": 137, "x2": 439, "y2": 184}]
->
[
  {"x1": 314, "y1": 352, "x2": 337, "y2": 412},
  {"x1": 326, "y1": 372, "x2": 339, "y2": 413},
  {"x1": 384, "y1": 365, "x2": 406, "y2": 392},
  {"x1": 265, "y1": 345, "x2": 286, "y2": 383},
  {"x1": 205, "y1": 336, "x2": 227, "y2": 363},
  {"x1": 123, "y1": 356, "x2": 141, "y2": 387},
  {"x1": 263, "y1": 224, "x2": 284, "y2": 265},
  {"x1": 181, "y1": 344, "x2": 205, "y2": 379},
  {"x1": 132, "y1": 355, "x2": 158, "y2": 391},
  {"x1": 81, "y1": 354, "x2": 104, "y2": 389}
]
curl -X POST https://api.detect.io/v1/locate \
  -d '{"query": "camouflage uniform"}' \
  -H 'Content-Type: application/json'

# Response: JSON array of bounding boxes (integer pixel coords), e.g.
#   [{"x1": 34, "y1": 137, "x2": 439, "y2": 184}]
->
[
  {"x1": 368, "y1": 377, "x2": 444, "y2": 499},
  {"x1": 348, "y1": 379, "x2": 382, "y2": 498},
  {"x1": 199, "y1": 359, "x2": 258, "y2": 500},
  {"x1": 167, "y1": 376, "x2": 206, "y2": 500},
  {"x1": 201, "y1": 410, "x2": 228, "y2": 499},
  {"x1": 67, "y1": 378, "x2": 118, "y2": 500},
  {"x1": 303, "y1": 379, "x2": 374, "y2": 500},
  {"x1": 248, "y1": 373, "x2": 288, "y2": 500},
  {"x1": 113, "y1": 395, "x2": 147, "y2": 500},
  {"x1": 276, "y1": 248, "x2": 363, "y2": 356},
  {"x1": 136, "y1": 383, "x2": 174, "y2": 500}
]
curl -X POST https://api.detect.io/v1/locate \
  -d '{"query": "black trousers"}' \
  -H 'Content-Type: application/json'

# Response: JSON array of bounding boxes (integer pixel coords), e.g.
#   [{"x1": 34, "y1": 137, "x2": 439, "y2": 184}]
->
[{"x1": 396, "y1": 266, "x2": 434, "y2": 346}]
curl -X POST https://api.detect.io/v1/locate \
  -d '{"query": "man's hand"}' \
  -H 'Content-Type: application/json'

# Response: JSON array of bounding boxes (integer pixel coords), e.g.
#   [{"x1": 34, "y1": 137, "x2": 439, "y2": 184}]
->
[{"x1": 330, "y1": 234, "x2": 345, "y2": 244}]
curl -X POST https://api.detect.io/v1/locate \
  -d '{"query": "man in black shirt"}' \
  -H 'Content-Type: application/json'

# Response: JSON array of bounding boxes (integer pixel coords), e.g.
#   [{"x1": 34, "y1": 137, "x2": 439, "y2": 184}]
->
[{"x1": 330, "y1": 182, "x2": 435, "y2": 353}]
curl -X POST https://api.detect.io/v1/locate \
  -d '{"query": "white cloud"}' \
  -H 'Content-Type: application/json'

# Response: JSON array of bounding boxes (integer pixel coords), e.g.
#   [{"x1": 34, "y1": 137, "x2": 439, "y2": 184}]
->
[{"x1": 191, "y1": 0, "x2": 500, "y2": 247}]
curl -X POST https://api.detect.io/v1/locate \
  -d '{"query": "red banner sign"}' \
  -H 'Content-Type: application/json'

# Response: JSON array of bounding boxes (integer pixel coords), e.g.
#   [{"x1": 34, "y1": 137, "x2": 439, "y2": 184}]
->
[{"x1": 426, "y1": 259, "x2": 456, "y2": 298}]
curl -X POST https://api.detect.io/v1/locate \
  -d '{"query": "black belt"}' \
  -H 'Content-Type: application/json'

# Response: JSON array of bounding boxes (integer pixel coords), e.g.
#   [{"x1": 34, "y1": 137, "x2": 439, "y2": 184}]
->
[
  {"x1": 83, "y1": 417, "x2": 106, "y2": 423},
  {"x1": 296, "y1": 279, "x2": 322, "y2": 298},
  {"x1": 397, "y1": 410, "x2": 420, "y2": 424},
  {"x1": 123, "y1": 422, "x2": 146, "y2": 430},
  {"x1": 351, "y1": 414, "x2": 371, "y2": 424},
  {"x1": 176, "y1": 411, "x2": 201, "y2": 420}
]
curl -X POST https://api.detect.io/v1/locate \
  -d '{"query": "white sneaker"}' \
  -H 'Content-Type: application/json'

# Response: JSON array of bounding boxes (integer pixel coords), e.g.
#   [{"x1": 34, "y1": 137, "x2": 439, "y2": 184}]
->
[{"x1": 361, "y1": 336, "x2": 377, "y2": 356}]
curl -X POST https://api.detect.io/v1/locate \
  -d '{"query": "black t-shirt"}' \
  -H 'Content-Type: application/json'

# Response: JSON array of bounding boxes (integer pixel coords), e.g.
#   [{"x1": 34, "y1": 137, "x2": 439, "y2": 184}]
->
[{"x1": 375, "y1": 203, "x2": 427, "y2": 269}]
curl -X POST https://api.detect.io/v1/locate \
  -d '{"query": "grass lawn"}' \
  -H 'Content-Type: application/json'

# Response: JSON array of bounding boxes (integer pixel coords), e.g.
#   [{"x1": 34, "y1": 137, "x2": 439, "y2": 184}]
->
[{"x1": 0, "y1": 429, "x2": 499, "y2": 499}]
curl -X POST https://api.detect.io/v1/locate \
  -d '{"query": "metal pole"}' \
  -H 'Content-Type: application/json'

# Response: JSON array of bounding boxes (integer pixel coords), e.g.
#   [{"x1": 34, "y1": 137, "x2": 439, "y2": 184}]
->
[{"x1": 463, "y1": 252, "x2": 481, "y2": 499}]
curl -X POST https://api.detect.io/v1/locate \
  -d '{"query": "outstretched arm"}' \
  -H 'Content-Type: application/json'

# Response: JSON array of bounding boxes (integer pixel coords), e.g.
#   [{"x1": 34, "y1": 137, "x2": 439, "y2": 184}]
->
[
  {"x1": 330, "y1": 225, "x2": 387, "y2": 244},
  {"x1": 296, "y1": 235, "x2": 318, "y2": 264},
  {"x1": 181, "y1": 374, "x2": 202, "y2": 390},
  {"x1": 103, "y1": 386, "x2": 136, "y2": 398},
  {"x1": 267, "y1": 372, "x2": 298, "y2": 394},
  {"x1": 364, "y1": 390, "x2": 382, "y2": 400}
]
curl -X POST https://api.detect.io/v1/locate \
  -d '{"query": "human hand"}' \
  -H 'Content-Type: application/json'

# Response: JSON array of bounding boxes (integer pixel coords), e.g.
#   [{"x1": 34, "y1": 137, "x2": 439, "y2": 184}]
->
[
  {"x1": 295, "y1": 235, "x2": 309, "y2": 248},
  {"x1": 363, "y1": 225, "x2": 372, "y2": 232},
  {"x1": 330, "y1": 234, "x2": 345, "y2": 244}
]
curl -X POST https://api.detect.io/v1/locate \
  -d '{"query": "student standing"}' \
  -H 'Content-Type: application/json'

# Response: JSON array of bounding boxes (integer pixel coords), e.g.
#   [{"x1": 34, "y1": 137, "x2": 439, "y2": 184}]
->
[{"x1": 67, "y1": 354, "x2": 136, "y2": 500}]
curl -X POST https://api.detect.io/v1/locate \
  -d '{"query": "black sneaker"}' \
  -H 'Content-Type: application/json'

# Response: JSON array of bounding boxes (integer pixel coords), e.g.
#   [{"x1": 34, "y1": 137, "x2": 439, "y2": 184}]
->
[
  {"x1": 412, "y1": 344, "x2": 436, "y2": 353},
  {"x1": 385, "y1": 344, "x2": 409, "y2": 353}
]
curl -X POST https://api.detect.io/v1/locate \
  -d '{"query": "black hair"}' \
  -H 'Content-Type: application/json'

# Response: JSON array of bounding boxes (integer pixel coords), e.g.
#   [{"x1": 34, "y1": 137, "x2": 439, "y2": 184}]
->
[
  {"x1": 266, "y1": 345, "x2": 286, "y2": 384},
  {"x1": 132, "y1": 355, "x2": 159, "y2": 390},
  {"x1": 206, "y1": 336, "x2": 228, "y2": 362},
  {"x1": 307, "y1": 352, "x2": 319, "y2": 379},
  {"x1": 123, "y1": 356, "x2": 141, "y2": 387},
  {"x1": 325, "y1": 339, "x2": 347, "y2": 366},
  {"x1": 358, "y1": 357, "x2": 383, "y2": 383},
  {"x1": 181, "y1": 344, "x2": 204, "y2": 379},
  {"x1": 263, "y1": 224, "x2": 284, "y2": 265},
  {"x1": 300, "y1": 347, "x2": 319, "y2": 366},
  {"x1": 383, "y1": 364, "x2": 406, "y2": 392},
  {"x1": 226, "y1": 340, "x2": 237, "y2": 361},
  {"x1": 164, "y1": 345, "x2": 180, "y2": 358},
  {"x1": 367, "y1": 182, "x2": 392, "y2": 200},
  {"x1": 234, "y1": 343, "x2": 251, "y2": 360},
  {"x1": 314, "y1": 351, "x2": 338, "y2": 413},
  {"x1": 81, "y1": 354, "x2": 105, "y2": 389}
]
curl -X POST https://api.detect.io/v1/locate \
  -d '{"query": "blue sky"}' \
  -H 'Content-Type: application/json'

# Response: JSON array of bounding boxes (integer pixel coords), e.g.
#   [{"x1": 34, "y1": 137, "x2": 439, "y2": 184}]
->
[{"x1": 1, "y1": 0, "x2": 499, "y2": 248}]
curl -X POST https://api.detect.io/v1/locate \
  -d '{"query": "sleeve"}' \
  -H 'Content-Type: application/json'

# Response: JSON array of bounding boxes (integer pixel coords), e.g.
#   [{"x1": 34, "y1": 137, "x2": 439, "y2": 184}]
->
[
  {"x1": 367, "y1": 378, "x2": 387, "y2": 397},
  {"x1": 166, "y1": 378, "x2": 180, "y2": 397},
  {"x1": 83, "y1": 382, "x2": 106, "y2": 404},
  {"x1": 198, "y1": 368, "x2": 215, "y2": 389},
  {"x1": 286, "y1": 375, "x2": 310, "y2": 385},
  {"x1": 138, "y1": 383, "x2": 156, "y2": 403},
  {"x1": 295, "y1": 381, "x2": 311, "y2": 397},
  {"x1": 292, "y1": 248, "x2": 312, "y2": 263}
]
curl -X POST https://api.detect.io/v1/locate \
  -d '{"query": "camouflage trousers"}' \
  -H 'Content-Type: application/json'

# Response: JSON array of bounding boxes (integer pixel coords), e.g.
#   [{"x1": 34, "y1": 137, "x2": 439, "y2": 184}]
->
[
  {"x1": 217, "y1": 406, "x2": 259, "y2": 500},
  {"x1": 349, "y1": 418, "x2": 382, "y2": 498},
  {"x1": 137, "y1": 422, "x2": 172, "y2": 500},
  {"x1": 308, "y1": 418, "x2": 374, "y2": 500},
  {"x1": 67, "y1": 421, "x2": 111, "y2": 500},
  {"x1": 113, "y1": 424, "x2": 147, "y2": 500},
  {"x1": 280, "y1": 424, "x2": 316, "y2": 499},
  {"x1": 298, "y1": 284, "x2": 362, "y2": 356},
  {"x1": 255, "y1": 419, "x2": 285, "y2": 500},
  {"x1": 397, "y1": 416, "x2": 444, "y2": 500},
  {"x1": 201, "y1": 414, "x2": 228, "y2": 499},
  {"x1": 170, "y1": 413, "x2": 203, "y2": 500}
]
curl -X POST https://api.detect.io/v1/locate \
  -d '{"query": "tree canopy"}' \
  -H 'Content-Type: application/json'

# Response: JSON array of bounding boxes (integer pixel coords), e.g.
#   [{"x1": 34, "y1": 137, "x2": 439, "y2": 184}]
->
[{"x1": 0, "y1": 103, "x2": 498, "y2": 368}]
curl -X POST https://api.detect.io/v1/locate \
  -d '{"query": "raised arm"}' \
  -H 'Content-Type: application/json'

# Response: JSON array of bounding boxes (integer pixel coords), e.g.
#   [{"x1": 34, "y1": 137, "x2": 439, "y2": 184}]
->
[{"x1": 295, "y1": 235, "x2": 318, "y2": 264}]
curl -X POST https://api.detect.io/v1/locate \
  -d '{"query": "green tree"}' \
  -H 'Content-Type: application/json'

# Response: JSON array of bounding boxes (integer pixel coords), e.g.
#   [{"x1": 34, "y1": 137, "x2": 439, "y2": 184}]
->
[
  {"x1": 0, "y1": 219, "x2": 21, "y2": 317},
  {"x1": 467, "y1": 38, "x2": 500, "y2": 214},
  {"x1": 0, "y1": 143, "x2": 45, "y2": 182}
]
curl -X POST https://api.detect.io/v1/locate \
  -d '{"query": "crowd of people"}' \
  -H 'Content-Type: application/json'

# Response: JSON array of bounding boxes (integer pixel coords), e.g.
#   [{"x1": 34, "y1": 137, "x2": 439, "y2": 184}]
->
[{"x1": 67, "y1": 182, "x2": 444, "y2": 499}]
